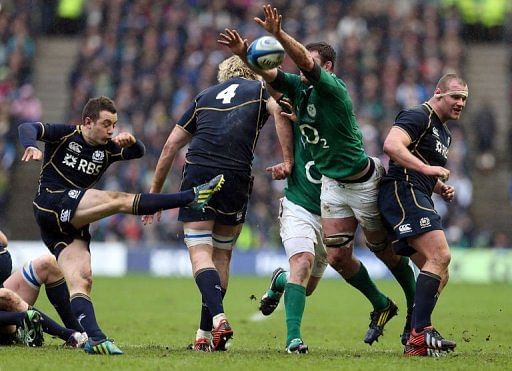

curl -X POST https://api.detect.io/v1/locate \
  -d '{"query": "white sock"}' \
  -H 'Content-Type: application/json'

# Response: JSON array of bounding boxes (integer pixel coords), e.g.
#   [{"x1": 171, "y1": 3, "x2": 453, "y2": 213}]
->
[
  {"x1": 196, "y1": 329, "x2": 211, "y2": 340},
  {"x1": 212, "y1": 313, "x2": 226, "y2": 329}
]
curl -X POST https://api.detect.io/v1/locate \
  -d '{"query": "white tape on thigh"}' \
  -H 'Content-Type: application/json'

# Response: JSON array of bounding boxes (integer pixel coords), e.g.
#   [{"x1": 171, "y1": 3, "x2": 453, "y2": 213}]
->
[
  {"x1": 22, "y1": 260, "x2": 42, "y2": 289},
  {"x1": 212, "y1": 233, "x2": 235, "y2": 250},
  {"x1": 183, "y1": 229, "x2": 213, "y2": 248}
]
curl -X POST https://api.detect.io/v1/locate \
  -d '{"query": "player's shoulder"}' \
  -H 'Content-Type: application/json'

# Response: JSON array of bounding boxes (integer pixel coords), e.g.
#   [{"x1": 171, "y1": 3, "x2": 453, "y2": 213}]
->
[{"x1": 395, "y1": 104, "x2": 429, "y2": 123}]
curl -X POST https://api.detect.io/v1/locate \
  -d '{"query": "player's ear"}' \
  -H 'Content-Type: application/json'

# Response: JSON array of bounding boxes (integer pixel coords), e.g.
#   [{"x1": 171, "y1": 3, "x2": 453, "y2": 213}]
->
[
  {"x1": 434, "y1": 88, "x2": 442, "y2": 99},
  {"x1": 324, "y1": 61, "x2": 333, "y2": 72},
  {"x1": 83, "y1": 116, "x2": 93, "y2": 127}
]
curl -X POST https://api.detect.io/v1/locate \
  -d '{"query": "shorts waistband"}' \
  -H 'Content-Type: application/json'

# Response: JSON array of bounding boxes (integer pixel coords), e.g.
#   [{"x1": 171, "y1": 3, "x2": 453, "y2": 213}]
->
[{"x1": 338, "y1": 157, "x2": 375, "y2": 184}]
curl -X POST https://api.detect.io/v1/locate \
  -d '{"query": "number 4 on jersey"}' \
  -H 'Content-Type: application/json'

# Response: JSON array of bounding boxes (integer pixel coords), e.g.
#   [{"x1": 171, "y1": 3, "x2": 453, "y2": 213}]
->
[{"x1": 216, "y1": 84, "x2": 239, "y2": 104}]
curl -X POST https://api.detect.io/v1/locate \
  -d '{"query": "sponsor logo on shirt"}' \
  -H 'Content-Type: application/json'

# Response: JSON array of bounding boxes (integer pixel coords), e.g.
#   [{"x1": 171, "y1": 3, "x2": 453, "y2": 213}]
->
[
  {"x1": 398, "y1": 223, "x2": 412, "y2": 234},
  {"x1": 68, "y1": 190, "x2": 81, "y2": 199},
  {"x1": 63, "y1": 153, "x2": 78, "y2": 168},
  {"x1": 60, "y1": 209, "x2": 71, "y2": 222},
  {"x1": 68, "y1": 141, "x2": 82, "y2": 154},
  {"x1": 92, "y1": 150, "x2": 105, "y2": 163},
  {"x1": 419, "y1": 217, "x2": 431, "y2": 228},
  {"x1": 432, "y1": 127, "x2": 439, "y2": 138},
  {"x1": 307, "y1": 103, "x2": 316, "y2": 118}
]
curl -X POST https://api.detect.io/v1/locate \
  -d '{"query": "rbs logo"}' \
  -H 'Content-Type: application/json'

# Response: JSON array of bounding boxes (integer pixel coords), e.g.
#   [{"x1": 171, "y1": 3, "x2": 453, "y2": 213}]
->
[{"x1": 77, "y1": 159, "x2": 102, "y2": 175}]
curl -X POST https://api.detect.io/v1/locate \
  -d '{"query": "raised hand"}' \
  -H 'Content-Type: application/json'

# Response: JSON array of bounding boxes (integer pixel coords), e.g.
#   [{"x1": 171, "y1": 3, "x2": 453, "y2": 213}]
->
[
  {"x1": 21, "y1": 146, "x2": 43, "y2": 162},
  {"x1": 254, "y1": 4, "x2": 283, "y2": 35},
  {"x1": 217, "y1": 29, "x2": 248, "y2": 57},
  {"x1": 112, "y1": 132, "x2": 136, "y2": 147}
]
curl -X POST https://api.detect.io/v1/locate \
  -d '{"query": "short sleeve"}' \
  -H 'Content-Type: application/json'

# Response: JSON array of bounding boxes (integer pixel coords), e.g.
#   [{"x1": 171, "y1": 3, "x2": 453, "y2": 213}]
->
[{"x1": 393, "y1": 108, "x2": 428, "y2": 143}]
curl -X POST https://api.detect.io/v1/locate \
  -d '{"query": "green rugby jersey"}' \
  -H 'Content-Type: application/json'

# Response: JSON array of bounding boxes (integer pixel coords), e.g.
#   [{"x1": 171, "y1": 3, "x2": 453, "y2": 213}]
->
[
  {"x1": 273, "y1": 68, "x2": 368, "y2": 179},
  {"x1": 284, "y1": 122, "x2": 322, "y2": 216}
]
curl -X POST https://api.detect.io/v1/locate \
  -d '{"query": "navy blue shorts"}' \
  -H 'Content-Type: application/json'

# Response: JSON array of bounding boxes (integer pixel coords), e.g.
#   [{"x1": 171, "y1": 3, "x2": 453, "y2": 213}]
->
[
  {"x1": 33, "y1": 187, "x2": 91, "y2": 257},
  {"x1": 378, "y1": 180, "x2": 443, "y2": 256},
  {"x1": 0, "y1": 249, "x2": 12, "y2": 286},
  {"x1": 178, "y1": 164, "x2": 253, "y2": 225}
]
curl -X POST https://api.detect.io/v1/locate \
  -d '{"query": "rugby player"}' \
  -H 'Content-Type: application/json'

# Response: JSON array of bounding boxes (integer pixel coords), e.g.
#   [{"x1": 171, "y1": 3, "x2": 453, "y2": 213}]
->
[
  {"x1": 379, "y1": 73, "x2": 467, "y2": 356},
  {"x1": 143, "y1": 55, "x2": 286, "y2": 352},
  {"x1": 219, "y1": 4, "x2": 416, "y2": 349},
  {"x1": 18, "y1": 96, "x2": 224, "y2": 354},
  {"x1": 0, "y1": 232, "x2": 86, "y2": 348}
]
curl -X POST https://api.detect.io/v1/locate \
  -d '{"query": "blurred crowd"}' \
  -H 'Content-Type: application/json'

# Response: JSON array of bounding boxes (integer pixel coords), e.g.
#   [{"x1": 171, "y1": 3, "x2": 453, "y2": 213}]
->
[
  {"x1": 2, "y1": 0, "x2": 508, "y2": 249},
  {"x1": 0, "y1": 1, "x2": 41, "y2": 226}
]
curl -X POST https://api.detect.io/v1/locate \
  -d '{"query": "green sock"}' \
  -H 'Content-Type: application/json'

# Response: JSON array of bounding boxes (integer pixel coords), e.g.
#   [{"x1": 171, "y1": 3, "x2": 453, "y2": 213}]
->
[
  {"x1": 284, "y1": 283, "x2": 306, "y2": 345},
  {"x1": 267, "y1": 271, "x2": 288, "y2": 299},
  {"x1": 390, "y1": 256, "x2": 416, "y2": 312},
  {"x1": 345, "y1": 263, "x2": 389, "y2": 310}
]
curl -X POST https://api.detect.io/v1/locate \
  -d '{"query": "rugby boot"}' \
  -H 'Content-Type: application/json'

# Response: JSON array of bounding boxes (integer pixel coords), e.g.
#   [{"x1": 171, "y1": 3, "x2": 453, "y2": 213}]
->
[
  {"x1": 64, "y1": 331, "x2": 88, "y2": 348},
  {"x1": 189, "y1": 174, "x2": 225, "y2": 210},
  {"x1": 84, "y1": 338, "x2": 124, "y2": 355},
  {"x1": 16, "y1": 309, "x2": 44, "y2": 347},
  {"x1": 211, "y1": 319, "x2": 233, "y2": 351},
  {"x1": 364, "y1": 298, "x2": 398, "y2": 345},
  {"x1": 407, "y1": 326, "x2": 456, "y2": 353},
  {"x1": 404, "y1": 343, "x2": 442, "y2": 357},
  {"x1": 259, "y1": 267, "x2": 286, "y2": 316},
  {"x1": 189, "y1": 337, "x2": 212, "y2": 352},
  {"x1": 286, "y1": 338, "x2": 309, "y2": 354}
]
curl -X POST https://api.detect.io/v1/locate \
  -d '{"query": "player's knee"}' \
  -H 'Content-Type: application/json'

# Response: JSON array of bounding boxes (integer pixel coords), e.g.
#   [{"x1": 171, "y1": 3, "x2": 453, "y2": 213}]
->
[
  {"x1": 323, "y1": 232, "x2": 354, "y2": 249},
  {"x1": 184, "y1": 229, "x2": 213, "y2": 248},
  {"x1": 326, "y1": 247, "x2": 352, "y2": 270},
  {"x1": 437, "y1": 249, "x2": 451, "y2": 268},
  {"x1": 366, "y1": 238, "x2": 387, "y2": 253},
  {"x1": 22, "y1": 260, "x2": 43, "y2": 289},
  {"x1": 212, "y1": 233, "x2": 236, "y2": 250}
]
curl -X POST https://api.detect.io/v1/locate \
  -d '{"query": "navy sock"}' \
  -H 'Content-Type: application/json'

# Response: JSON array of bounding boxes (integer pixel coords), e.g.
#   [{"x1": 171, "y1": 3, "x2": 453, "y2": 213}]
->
[
  {"x1": 132, "y1": 191, "x2": 194, "y2": 215},
  {"x1": 199, "y1": 288, "x2": 226, "y2": 331},
  {"x1": 35, "y1": 307, "x2": 74, "y2": 341},
  {"x1": 0, "y1": 311, "x2": 25, "y2": 326},
  {"x1": 70, "y1": 294, "x2": 106, "y2": 341},
  {"x1": 412, "y1": 271, "x2": 441, "y2": 332},
  {"x1": 195, "y1": 268, "x2": 224, "y2": 318},
  {"x1": 45, "y1": 278, "x2": 82, "y2": 331}
]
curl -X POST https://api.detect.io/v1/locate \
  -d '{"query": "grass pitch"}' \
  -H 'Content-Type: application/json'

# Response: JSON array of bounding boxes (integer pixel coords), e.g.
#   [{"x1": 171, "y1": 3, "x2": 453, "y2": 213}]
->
[{"x1": 1, "y1": 275, "x2": 510, "y2": 370}]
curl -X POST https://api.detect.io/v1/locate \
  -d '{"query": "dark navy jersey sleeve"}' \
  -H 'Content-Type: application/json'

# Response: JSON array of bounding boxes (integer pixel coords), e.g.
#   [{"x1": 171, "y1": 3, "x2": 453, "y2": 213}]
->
[
  {"x1": 177, "y1": 102, "x2": 198, "y2": 135},
  {"x1": 33, "y1": 123, "x2": 143, "y2": 189},
  {"x1": 181, "y1": 77, "x2": 270, "y2": 172},
  {"x1": 394, "y1": 107, "x2": 429, "y2": 143},
  {"x1": 384, "y1": 104, "x2": 451, "y2": 195}
]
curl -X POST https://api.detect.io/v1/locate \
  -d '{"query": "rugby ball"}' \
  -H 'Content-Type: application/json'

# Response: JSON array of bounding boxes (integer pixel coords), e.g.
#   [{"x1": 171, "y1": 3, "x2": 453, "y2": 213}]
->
[{"x1": 246, "y1": 36, "x2": 285, "y2": 70}]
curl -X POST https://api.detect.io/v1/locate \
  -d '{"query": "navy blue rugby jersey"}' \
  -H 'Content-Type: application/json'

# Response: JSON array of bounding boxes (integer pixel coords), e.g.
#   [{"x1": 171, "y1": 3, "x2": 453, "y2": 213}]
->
[
  {"x1": 21, "y1": 123, "x2": 145, "y2": 189},
  {"x1": 177, "y1": 77, "x2": 270, "y2": 172},
  {"x1": 383, "y1": 102, "x2": 451, "y2": 195}
]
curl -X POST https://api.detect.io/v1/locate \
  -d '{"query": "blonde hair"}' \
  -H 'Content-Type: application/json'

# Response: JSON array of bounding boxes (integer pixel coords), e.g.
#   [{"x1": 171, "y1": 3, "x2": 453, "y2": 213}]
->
[{"x1": 217, "y1": 55, "x2": 260, "y2": 82}]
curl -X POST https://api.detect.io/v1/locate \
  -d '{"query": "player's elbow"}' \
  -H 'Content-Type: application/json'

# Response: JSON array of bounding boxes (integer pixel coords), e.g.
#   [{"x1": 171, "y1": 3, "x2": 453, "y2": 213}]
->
[{"x1": 382, "y1": 137, "x2": 396, "y2": 158}]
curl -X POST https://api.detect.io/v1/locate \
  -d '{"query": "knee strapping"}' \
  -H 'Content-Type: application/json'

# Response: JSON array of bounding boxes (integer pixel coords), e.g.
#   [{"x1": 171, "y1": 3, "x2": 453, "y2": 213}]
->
[
  {"x1": 22, "y1": 261, "x2": 42, "y2": 289},
  {"x1": 184, "y1": 229, "x2": 213, "y2": 248},
  {"x1": 323, "y1": 233, "x2": 354, "y2": 248},
  {"x1": 212, "y1": 233, "x2": 235, "y2": 250},
  {"x1": 366, "y1": 238, "x2": 387, "y2": 252}
]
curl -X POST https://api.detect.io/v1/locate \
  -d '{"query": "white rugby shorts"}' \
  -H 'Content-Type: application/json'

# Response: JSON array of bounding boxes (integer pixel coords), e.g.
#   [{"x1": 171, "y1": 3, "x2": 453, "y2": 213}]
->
[
  {"x1": 279, "y1": 197, "x2": 328, "y2": 278},
  {"x1": 320, "y1": 157, "x2": 385, "y2": 231}
]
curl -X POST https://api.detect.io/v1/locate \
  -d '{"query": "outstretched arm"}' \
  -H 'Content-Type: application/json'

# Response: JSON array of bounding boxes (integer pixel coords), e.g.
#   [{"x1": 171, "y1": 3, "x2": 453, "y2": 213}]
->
[
  {"x1": 254, "y1": 4, "x2": 315, "y2": 72},
  {"x1": 217, "y1": 28, "x2": 279, "y2": 83},
  {"x1": 18, "y1": 122, "x2": 43, "y2": 162}
]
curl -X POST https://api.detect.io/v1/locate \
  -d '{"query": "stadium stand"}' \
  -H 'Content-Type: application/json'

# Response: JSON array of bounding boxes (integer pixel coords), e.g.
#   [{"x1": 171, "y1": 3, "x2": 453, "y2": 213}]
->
[{"x1": 4, "y1": 0, "x2": 510, "y2": 249}]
